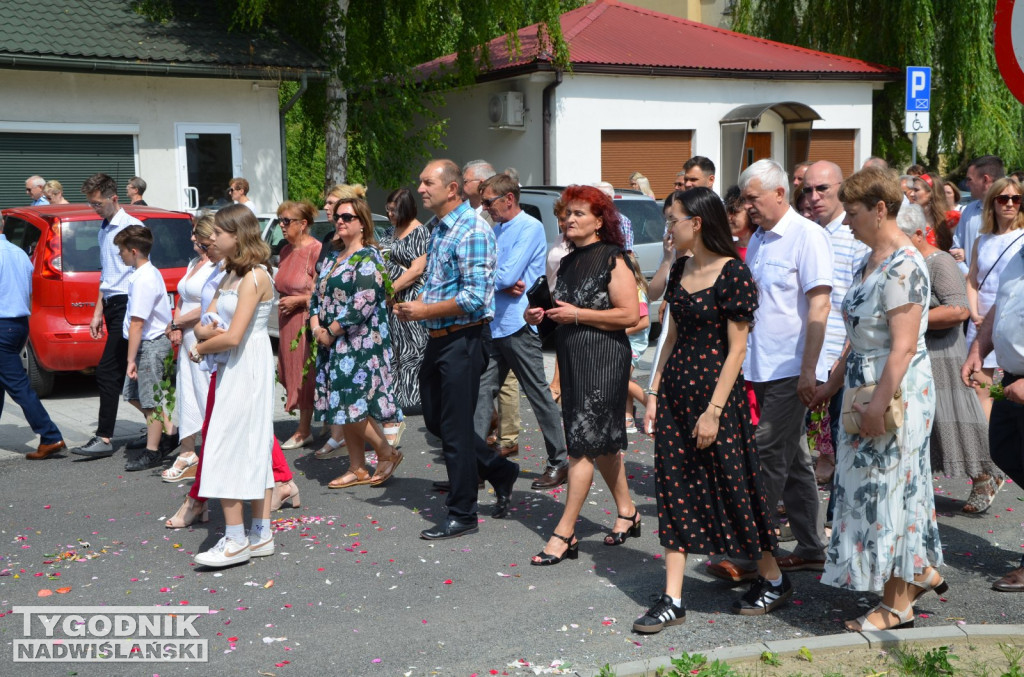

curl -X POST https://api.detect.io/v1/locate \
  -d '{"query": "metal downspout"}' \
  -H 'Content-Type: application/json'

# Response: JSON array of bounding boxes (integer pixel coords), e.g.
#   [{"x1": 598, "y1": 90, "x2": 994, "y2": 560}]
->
[{"x1": 542, "y1": 69, "x2": 563, "y2": 185}]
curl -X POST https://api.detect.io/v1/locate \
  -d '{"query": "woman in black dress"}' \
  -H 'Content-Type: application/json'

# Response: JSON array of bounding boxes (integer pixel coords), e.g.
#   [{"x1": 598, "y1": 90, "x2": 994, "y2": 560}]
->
[
  {"x1": 525, "y1": 185, "x2": 641, "y2": 565},
  {"x1": 633, "y1": 188, "x2": 786, "y2": 634}
]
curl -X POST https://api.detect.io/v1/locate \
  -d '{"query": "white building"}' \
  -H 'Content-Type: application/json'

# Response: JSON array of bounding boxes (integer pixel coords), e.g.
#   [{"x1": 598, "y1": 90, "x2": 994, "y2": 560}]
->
[
  {"x1": 0, "y1": 1, "x2": 324, "y2": 211},
  {"x1": 419, "y1": 0, "x2": 898, "y2": 196}
]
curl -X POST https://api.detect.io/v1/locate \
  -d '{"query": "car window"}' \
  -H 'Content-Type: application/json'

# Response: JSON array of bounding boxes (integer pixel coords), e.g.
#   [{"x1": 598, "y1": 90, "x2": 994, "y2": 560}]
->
[
  {"x1": 1, "y1": 216, "x2": 43, "y2": 256},
  {"x1": 59, "y1": 220, "x2": 103, "y2": 272},
  {"x1": 615, "y1": 199, "x2": 664, "y2": 246},
  {"x1": 145, "y1": 218, "x2": 195, "y2": 269}
]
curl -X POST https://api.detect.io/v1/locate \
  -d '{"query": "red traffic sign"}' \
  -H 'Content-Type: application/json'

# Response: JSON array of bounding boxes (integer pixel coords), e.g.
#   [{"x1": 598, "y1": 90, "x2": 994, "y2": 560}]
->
[{"x1": 995, "y1": 0, "x2": 1024, "y2": 105}]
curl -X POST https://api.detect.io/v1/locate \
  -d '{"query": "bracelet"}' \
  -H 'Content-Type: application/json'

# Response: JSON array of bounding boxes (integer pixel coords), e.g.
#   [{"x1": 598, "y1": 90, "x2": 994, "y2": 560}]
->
[
  {"x1": 710, "y1": 403, "x2": 723, "y2": 412},
  {"x1": 644, "y1": 388, "x2": 658, "y2": 397},
  {"x1": 325, "y1": 324, "x2": 336, "y2": 338},
  {"x1": 170, "y1": 322, "x2": 180, "y2": 332}
]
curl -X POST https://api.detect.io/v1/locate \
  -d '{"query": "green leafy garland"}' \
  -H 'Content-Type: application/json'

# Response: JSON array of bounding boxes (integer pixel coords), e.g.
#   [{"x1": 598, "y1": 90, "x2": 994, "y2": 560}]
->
[{"x1": 149, "y1": 349, "x2": 176, "y2": 433}]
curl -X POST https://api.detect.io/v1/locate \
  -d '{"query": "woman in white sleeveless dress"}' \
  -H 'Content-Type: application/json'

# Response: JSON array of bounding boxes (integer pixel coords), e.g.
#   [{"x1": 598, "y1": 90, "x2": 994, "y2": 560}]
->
[
  {"x1": 162, "y1": 213, "x2": 217, "y2": 482},
  {"x1": 966, "y1": 177, "x2": 1024, "y2": 420},
  {"x1": 191, "y1": 205, "x2": 277, "y2": 568}
]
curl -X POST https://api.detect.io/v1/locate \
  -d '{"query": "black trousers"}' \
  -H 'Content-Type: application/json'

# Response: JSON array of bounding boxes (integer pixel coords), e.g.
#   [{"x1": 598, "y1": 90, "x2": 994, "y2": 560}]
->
[
  {"x1": 989, "y1": 372, "x2": 1024, "y2": 567},
  {"x1": 419, "y1": 324, "x2": 515, "y2": 523},
  {"x1": 95, "y1": 295, "x2": 129, "y2": 439}
]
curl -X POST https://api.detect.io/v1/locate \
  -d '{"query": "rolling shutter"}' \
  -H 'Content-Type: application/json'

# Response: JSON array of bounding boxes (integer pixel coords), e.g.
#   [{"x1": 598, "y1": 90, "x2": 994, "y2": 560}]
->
[
  {"x1": 601, "y1": 130, "x2": 693, "y2": 199},
  {"x1": 0, "y1": 133, "x2": 136, "y2": 207},
  {"x1": 805, "y1": 130, "x2": 856, "y2": 179}
]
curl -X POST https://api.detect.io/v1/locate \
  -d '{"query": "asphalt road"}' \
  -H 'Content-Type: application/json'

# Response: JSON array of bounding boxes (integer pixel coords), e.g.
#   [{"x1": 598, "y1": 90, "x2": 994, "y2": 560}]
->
[{"x1": 1, "y1": 355, "x2": 1023, "y2": 677}]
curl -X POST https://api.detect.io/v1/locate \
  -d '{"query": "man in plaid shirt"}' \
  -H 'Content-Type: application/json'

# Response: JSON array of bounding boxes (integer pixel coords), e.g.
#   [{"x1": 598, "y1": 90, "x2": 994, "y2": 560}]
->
[{"x1": 395, "y1": 159, "x2": 520, "y2": 540}]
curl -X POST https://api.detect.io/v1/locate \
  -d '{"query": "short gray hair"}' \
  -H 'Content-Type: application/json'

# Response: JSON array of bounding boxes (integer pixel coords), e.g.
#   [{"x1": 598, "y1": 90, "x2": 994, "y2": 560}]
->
[
  {"x1": 739, "y1": 159, "x2": 789, "y2": 201},
  {"x1": 592, "y1": 181, "x2": 615, "y2": 198},
  {"x1": 896, "y1": 203, "x2": 926, "y2": 236},
  {"x1": 128, "y1": 176, "x2": 147, "y2": 194},
  {"x1": 27, "y1": 175, "x2": 45, "y2": 188},
  {"x1": 462, "y1": 159, "x2": 495, "y2": 181}
]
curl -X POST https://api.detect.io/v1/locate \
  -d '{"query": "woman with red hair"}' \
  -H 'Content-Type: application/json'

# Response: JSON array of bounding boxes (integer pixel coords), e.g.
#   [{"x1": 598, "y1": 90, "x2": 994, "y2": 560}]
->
[{"x1": 525, "y1": 185, "x2": 641, "y2": 565}]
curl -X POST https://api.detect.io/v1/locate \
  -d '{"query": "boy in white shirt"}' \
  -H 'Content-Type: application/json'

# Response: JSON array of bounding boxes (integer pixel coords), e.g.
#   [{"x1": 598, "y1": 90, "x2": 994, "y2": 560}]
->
[{"x1": 114, "y1": 226, "x2": 174, "y2": 471}]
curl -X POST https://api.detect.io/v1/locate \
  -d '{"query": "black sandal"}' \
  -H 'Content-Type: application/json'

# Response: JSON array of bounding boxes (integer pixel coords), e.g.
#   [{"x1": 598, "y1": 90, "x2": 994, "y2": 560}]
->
[
  {"x1": 604, "y1": 510, "x2": 641, "y2": 546},
  {"x1": 531, "y1": 532, "x2": 578, "y2": 566}
]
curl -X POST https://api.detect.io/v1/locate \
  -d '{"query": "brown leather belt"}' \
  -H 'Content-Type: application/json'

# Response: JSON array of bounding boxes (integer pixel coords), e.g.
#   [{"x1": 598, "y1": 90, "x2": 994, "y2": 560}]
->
[{"x1": 427, "y1": 319, "x2": 488, "y2": 339}]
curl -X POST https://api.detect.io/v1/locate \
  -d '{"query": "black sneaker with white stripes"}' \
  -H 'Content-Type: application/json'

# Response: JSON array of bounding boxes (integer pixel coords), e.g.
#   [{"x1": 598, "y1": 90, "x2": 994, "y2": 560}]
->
[
  {"x1": 632, "y1": 594, "x2": 686, "y2": 633},
  {"x1": 732, "y1": 574, "x2": 793, "y2": 615}
]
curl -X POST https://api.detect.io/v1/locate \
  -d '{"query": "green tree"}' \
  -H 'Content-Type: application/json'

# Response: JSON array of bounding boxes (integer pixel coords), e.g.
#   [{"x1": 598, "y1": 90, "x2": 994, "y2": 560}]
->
[
  {"x1": 731, "y1": 0, "x2": 1024, "y2": 174},
  {"x1": 226, "y1": 0, "x2": 581, "y2": 202}
]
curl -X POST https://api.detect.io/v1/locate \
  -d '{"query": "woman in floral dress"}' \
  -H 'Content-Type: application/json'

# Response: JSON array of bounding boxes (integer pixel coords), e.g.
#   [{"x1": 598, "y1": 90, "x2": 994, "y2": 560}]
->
[
  {"x1": 811, "y1": 167, "x2": 942, "y2": 632},
  {"x1": 309, "y1": 196, "x2": 402, "y2": 489}
]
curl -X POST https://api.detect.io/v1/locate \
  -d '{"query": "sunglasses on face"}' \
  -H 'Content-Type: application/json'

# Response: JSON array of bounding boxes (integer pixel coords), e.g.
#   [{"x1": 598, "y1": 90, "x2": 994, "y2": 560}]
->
[
  {"x1": 335, "y1": 212, "x2": 359, "y2": 223},
  {"x1": 278, "y1": 217, "x2": 302, "y2": 227},
  {"x1": 995, "y1": 194, "x2": 1022, "y2": 205},
  {"x1": 481, "y1": 194, "x2": 507, "y2": 208},
  {"x1": 801, "y1": 183, "x2": 832, "y2": 196},
  {"x1": 197, "y1": 242, "x2": 209, "y2": 252}
]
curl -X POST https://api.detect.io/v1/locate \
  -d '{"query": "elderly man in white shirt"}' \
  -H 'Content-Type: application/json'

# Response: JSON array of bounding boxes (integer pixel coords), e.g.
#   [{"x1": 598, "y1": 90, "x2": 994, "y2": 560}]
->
[
  {"x1": 708, "y1": 159, "x2": 833, "y2": 583},
  {"x1": 803, "y1": 161, "x2": 869, "y2": 483},
  {"x1": 962, "y1": 245, "x2": 1024, "y2": 592}
]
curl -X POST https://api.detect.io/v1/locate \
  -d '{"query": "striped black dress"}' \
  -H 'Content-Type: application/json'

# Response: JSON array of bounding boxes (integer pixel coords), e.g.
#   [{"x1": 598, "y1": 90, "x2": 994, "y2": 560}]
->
[{"x1": 554, "y1": 241, "x2": 631, "y2": 458}]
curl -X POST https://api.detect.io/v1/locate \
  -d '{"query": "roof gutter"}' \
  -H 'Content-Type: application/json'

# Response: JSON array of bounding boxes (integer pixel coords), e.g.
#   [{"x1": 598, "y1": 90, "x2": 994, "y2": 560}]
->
[
  {"x1": 542, "y1": 69, "x2": 563, "y2": 185},
  {"x1": 0, "y1": 54, "x2": 327, "y2": 81},
  {"x1": 279, "y1": 74, "x2": 309, "y2": 201}
]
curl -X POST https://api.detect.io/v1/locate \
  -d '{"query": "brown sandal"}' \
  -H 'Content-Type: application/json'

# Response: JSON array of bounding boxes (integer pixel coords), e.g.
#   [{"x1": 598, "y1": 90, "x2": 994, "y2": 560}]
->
[
  {"x1": 328, "y1": 466, "x2": 372, "y2": 489},
  {"x1": 371, "y1": 449, "x2": 403, "y2": 486},
  {"x1": 962, "y1": 475, "x2": 1004, "y2": 514}
]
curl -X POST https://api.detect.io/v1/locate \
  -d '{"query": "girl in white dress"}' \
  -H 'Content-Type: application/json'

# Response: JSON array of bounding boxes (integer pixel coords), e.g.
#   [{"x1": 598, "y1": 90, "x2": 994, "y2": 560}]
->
[
  {"x1": 162, "y1": 213, "x2": 217, "y2": 482},
  {"x1": 191, "y1": 205, "x2": 277, "y2": 568}
]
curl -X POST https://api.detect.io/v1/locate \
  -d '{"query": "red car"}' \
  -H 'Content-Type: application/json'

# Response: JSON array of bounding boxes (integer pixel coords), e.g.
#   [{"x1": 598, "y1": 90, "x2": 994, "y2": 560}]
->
[{"x1": 1, "y1": 204, "x2": 196, "y2": 397}]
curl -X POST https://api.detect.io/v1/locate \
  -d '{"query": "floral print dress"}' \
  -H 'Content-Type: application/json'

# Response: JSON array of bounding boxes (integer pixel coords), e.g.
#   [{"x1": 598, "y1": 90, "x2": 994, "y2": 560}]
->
[
  {"x1": 310, "y1": 246, "x2": 400, "y2": 426},
  {"x1": 822, "y1": 246, "x2": 942, "y2": 592}
]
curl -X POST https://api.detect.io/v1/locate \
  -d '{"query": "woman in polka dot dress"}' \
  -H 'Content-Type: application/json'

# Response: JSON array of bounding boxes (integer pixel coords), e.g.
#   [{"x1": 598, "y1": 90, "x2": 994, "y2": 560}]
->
[{"x1": 634, "y1": 187, "x2": 788, "y2": 634}]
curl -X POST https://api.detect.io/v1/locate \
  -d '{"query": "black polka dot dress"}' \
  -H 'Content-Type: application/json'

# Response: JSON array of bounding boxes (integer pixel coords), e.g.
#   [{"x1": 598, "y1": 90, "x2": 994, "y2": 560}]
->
[{"x1": 655, "y1": 257, "x2": 777, "y2": 559}]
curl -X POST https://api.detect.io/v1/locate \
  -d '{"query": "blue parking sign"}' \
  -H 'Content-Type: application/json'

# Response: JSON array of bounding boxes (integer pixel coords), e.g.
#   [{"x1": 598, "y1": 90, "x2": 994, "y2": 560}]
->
[{"x1": 906, "y1": 67, "x2": 931, "y2": 111}]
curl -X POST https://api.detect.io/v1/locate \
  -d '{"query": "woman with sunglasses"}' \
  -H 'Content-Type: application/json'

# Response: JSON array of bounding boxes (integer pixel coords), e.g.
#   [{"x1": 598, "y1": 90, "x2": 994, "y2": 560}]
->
[
  {"x1": 966, "y1": 177, "x2": 1024, "y2": 420},
  {"x1": 161, "y1": 212, "x2": 217, "y2": 482},
  {"x1": 309, "y1": 196, "x2": 402, "y2": 488},
  {"x1": 274, "y1": 201, "x2": 322, "y2": 455}
]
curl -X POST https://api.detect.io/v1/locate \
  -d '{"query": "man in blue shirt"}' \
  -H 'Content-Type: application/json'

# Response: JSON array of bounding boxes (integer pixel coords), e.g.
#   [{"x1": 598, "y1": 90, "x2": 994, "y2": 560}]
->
[
  {"x1": 25, "y1": 176, "x2": 49, "y2": 206},
  {"x1": 951, "y1": 155, "x2": 1004, "y2": 275},
  {"x1": 395, "y1": 159, "x2": 519, "y2": 540},
  {"x1": 473, "y1": 174, "x2": 568, "y2": 489},
  {"x1": 0, "y1": 216, "x2": 65, "y2": 459}
]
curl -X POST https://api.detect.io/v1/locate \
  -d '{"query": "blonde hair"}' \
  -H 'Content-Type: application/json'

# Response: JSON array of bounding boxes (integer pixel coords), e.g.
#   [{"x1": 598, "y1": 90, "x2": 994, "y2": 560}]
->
[
  {"x1": 981, "y1": 177, "x2": 1024, "y2": 235},
  {"x1": 43, "y1": 180, "x2": 64, "y2": 200},
  {"x1": 192, "y1": 211, "x2": 216, "y2": 240},
  {"x1": 629, "y1": 172, "x2": 655, "y2": 198},
  {"x1": 326, "y1": 183, "x2": 367, "y2": 202},
  {"x1": 624, "y1": 251, "x2": 649, "y2": 295}
]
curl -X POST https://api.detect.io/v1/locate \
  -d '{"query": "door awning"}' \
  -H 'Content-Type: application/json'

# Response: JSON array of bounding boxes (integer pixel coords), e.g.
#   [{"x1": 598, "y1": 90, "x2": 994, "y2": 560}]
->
[{"x1": 720, "y1": 102, "x2": 822, "y2": 125}]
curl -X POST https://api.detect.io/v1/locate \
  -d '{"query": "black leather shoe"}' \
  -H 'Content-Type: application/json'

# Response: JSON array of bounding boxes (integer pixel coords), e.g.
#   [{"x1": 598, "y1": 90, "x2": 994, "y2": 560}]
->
[
  {"x1": 531, "y1": 464, "x2": 568, "y2": 490},
  {"x1": 490, "y1": 463, "x2": 519, "y2": 519},
  {"x1": 126, "y1": 432, "x2": 148, "y2": 450},
  {"x1": 125, "y1": 449, "x2": 162, "y2": 472},
  {"x1": 158, "y1": 433, "x2": 180, "y2": 458},
  {"x1": 432, "y1": 479, "x2": 485, "y2": 491},
  {"x1": 420, "y1": 519, "x2": 479, "y2": 540}
]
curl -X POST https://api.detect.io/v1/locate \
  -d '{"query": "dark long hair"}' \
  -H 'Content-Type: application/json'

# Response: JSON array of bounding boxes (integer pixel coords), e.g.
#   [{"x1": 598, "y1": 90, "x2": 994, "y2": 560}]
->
[{"x1": 673, "y1": 187, "x2": 740, "y2": 259}]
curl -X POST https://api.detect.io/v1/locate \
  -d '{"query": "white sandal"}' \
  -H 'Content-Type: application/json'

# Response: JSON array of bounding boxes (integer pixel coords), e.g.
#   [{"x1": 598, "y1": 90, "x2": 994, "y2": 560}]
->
[
  {"x1": 161, "y1": 453, "x2": 198, "y2": 482},
  {"x1": 845, "y1": 602, "x2": 914, "y2": 632},
  {"x1": 382, "y1": 421, "x2": 406, "y2": 447},
  {"x1": 314, "y1": 437, "x2": 346, "y2": 459}
]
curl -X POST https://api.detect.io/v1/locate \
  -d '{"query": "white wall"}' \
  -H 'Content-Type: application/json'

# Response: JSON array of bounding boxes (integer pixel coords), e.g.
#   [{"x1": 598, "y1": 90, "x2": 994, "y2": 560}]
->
[
  {"x1": 0, "y1": 70, "x2": 283, "y2": 212},
  {"x1": 428, "y1": 71, "x2": 878, "y2": 193},
  {"x1": 551, "y1": 73, "x2": 877, "y2": 188}
]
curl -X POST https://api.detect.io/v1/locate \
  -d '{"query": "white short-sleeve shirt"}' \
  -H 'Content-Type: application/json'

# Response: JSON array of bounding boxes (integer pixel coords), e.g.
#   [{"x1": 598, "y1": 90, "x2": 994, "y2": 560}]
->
[
  {"x1": 823, "y1": 212, "x2": 869, "y2": 365},
  {"x1": 744, "y1": 207, "x2": 834, "y2": 383},
  {"x1": 123, "y1": 261, "x2": 173, "y2": 340},
  {"x1": 992, "y1": 249, "x2": 1024, "y2": 375}
]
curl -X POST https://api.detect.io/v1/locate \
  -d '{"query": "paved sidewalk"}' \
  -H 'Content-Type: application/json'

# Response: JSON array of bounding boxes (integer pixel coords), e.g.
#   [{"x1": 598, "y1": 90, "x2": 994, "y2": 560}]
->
[{"x1": 1, "y1": 352, "x2": 1023, "y2": 676}]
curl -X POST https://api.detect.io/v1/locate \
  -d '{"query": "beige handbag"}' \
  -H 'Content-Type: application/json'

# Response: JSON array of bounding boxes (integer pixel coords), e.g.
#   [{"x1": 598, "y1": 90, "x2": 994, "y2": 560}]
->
[{"x1": 841, "y1": 385, "x2": 904, "y2": 435}]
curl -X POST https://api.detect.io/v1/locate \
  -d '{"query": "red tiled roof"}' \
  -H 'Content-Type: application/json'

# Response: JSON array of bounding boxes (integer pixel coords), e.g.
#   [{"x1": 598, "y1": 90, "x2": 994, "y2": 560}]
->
[{"x1": 420, "y1": 0, "x2": 897, "y2": 80}]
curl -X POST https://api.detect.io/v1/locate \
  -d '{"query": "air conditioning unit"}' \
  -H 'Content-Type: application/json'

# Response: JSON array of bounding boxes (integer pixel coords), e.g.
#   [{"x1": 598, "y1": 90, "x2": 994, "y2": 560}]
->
[{"x1": 488, "y1": 91, "x2": 524, "y2": 127}]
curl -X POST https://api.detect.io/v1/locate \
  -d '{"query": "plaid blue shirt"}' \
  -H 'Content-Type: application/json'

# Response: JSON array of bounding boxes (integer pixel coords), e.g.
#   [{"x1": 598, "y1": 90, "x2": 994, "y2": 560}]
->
[
  {"x1": 99, "y1": 208, "x2": 144, "y2": 298},
  {"x1": 421, "y1": 201, "x2": 495, "y2": 330}
]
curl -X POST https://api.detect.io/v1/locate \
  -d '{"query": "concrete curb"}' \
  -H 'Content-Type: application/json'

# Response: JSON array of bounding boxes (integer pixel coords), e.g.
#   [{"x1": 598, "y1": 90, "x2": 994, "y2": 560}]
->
[{"x1": 573, "y1": 624, "x2": 1024, "y2": 677}]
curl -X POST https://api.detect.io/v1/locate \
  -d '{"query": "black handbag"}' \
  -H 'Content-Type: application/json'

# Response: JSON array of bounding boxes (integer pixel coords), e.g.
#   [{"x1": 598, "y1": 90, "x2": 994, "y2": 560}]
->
[{"x1": 526, "y1": 275, "x2": 558, "y2": 339}]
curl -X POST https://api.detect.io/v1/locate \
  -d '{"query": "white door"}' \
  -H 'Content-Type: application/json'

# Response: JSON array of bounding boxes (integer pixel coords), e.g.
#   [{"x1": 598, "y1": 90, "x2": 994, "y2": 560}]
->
[{"x1": 175, "y1": 123, "x2": 242, "y2": 212}]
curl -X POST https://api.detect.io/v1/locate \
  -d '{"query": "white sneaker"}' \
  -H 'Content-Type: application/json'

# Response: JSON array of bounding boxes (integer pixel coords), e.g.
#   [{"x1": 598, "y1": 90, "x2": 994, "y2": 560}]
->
[
  {"x1": 194, "y1": 536, "x2": 251, "y2": 568},
  {"x1": 247, "y1": 531, "x2": 275, "y2": 557}
]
